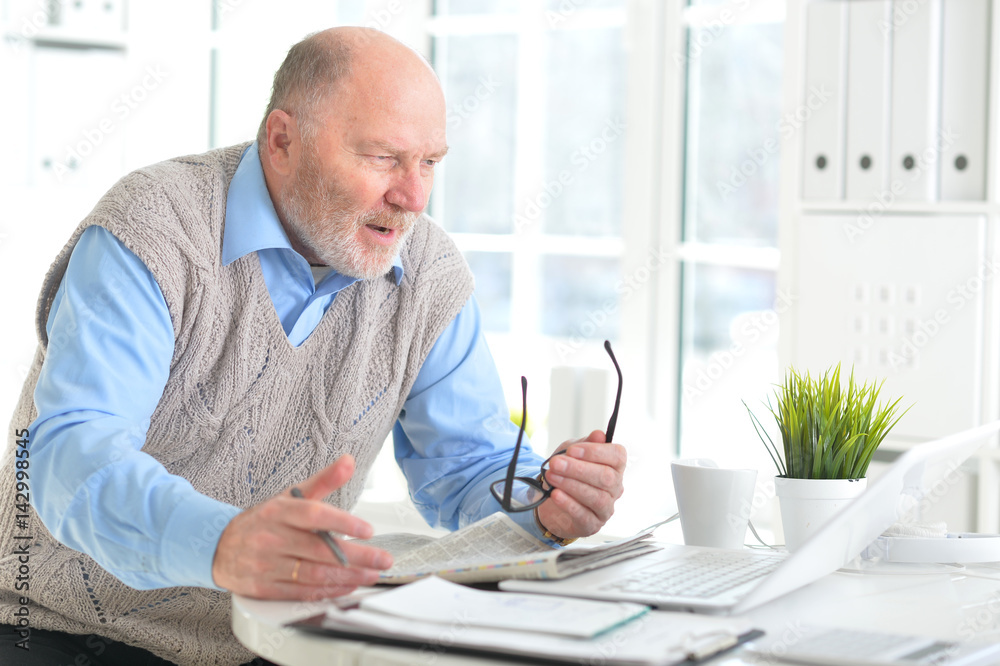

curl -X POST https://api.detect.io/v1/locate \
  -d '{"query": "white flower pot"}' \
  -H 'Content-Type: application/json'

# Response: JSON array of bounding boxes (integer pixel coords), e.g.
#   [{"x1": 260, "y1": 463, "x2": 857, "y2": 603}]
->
[{"x1": 774, "y1": 476, "x2": 868, "y2": 551}]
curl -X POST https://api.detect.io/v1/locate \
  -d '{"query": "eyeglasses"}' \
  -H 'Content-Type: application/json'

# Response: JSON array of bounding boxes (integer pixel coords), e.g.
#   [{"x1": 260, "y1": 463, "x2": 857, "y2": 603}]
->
[{"x1": 490, "y1": 340, "x2": 623, "y2": 513}]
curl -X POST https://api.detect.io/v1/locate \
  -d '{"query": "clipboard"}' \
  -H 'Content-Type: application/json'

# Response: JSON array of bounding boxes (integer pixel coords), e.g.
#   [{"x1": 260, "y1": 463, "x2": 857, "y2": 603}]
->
[{"x1": 289, "y1": 609, "x2": 763, "y2": 666}]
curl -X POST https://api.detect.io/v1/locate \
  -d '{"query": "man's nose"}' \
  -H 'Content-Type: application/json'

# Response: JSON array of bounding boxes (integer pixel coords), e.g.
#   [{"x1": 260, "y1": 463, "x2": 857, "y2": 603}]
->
[{"x1": 385, "y1": 166, "x2": 427, "y2": 213}]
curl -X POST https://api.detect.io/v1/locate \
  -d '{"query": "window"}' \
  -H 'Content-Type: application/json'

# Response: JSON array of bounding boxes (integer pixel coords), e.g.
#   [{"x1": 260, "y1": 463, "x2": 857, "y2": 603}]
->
[
  {"x1": 677, "y1": 0, "x2": 786, "y2": 476},
  {"x1": 421, "y1": 0, "x2": 789, "y2": 534},
  {"x1": 429, "y1": 0, "x2": 629, "y2": 456}
]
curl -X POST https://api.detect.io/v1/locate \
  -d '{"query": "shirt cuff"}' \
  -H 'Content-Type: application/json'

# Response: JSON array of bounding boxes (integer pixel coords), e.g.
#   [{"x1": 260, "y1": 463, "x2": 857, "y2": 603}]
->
[
  {"x1": 160, "y1": 492, "x2": 242, "y2": 590},
  {"x1": 475, "y1": 465, "x2": 566, "y2": 546},
  {"x1": 507, "y1": 504, "x2": 552, "y2": 541}
]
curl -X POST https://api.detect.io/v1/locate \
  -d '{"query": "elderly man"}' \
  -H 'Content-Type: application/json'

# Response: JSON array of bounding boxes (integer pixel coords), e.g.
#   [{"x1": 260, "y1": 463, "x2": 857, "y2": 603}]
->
[{"x1": 0, "y1": 27, "x2": 626, "y2": 666}]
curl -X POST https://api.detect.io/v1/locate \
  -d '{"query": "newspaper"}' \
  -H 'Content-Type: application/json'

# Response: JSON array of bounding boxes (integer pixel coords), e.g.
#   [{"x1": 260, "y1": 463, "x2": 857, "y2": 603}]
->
[{"x1": 356, "y1": 512, "x2": 659, "y2": 584}]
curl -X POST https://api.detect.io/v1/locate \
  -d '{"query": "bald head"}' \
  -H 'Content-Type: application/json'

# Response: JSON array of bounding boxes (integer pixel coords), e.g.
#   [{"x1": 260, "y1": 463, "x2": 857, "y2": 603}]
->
[{"x1": 256, "y1": 27, "x2": 441, "y2": 147}]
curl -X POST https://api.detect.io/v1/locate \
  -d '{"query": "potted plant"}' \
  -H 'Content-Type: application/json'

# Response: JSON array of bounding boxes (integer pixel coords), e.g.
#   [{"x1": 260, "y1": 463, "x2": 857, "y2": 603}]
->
[{"x1": 746, "y1": 364, "x2": 909, "y2": 550}]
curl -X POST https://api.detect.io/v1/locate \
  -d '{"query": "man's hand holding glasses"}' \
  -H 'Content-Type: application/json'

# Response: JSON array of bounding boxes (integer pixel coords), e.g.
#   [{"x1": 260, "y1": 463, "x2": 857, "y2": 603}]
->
[{"x1": 490, "y1": 341, "x2": 627, "y2": 545}]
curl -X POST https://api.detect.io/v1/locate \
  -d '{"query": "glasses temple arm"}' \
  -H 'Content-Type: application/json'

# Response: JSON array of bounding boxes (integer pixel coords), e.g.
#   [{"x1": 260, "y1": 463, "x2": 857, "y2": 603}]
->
[
  {"x1": 604, "y1": 340, "x2": 622, "y2": 442},
  {"x1": 502, "y1": 376, "x2": 528, "y2": 507}
]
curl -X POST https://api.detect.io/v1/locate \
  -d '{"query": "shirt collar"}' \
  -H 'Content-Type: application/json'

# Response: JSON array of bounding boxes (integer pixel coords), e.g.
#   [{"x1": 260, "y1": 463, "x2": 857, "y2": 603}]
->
[{"x1": 222, "y1": 143, "x2": 404, "y2": 285}]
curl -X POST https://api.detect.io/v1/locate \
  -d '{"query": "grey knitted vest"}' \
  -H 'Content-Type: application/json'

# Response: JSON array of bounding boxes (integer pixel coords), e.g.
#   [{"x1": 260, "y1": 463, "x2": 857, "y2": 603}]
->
[{"x1": 0, "y1": 143, "x2": 473, "y2": 665}]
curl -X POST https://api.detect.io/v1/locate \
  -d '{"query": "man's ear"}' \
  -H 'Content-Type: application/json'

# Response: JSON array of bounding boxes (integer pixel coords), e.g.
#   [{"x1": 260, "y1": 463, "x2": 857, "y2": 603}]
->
[{"x1": 263, "y1": 109, "x2": 299, "y2": 177}]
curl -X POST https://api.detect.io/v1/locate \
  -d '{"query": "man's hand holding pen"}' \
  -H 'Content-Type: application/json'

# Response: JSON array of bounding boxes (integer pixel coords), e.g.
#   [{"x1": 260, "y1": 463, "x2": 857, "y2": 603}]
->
[{"x1": 212, "y1": 455, "x2": 394, "y2": 600}]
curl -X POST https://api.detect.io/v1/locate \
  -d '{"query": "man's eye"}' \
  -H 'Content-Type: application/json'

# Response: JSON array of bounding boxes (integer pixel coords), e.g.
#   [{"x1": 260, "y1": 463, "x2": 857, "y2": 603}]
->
[{"x1": 423, "y1": 159, "x2": 437, "y2": 167}]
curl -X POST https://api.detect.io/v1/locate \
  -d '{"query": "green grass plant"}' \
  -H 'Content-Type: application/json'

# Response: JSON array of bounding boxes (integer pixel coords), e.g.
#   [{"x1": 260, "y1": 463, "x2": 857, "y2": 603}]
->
[{"x1": 745, "y1": 364, "x2": 910, "y2": 479}]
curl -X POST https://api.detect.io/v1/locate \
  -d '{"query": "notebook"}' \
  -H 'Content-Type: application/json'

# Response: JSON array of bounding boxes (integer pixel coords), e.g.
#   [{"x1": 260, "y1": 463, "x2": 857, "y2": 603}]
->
[{"x1": 501, "y1": 421, "x2": 1000, "y2": 614}]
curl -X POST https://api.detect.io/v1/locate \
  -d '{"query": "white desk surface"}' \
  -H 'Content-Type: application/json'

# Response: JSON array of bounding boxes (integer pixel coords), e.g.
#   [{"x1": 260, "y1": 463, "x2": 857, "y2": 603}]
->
[{"x1": 233, "y1": 559, "x2": 1000, "y2": 666}]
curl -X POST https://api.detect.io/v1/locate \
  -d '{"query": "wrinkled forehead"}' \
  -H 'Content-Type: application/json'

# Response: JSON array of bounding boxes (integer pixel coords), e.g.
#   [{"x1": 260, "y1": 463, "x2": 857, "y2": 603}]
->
[{"x1": 318, "y1": 63, "x2": 448, "y2": 155}]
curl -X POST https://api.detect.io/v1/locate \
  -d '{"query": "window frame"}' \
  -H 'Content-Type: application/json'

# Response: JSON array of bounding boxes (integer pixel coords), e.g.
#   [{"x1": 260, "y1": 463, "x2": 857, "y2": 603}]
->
[{"x1": 427, "y1": 2, "x2": 641, "y2": 456}]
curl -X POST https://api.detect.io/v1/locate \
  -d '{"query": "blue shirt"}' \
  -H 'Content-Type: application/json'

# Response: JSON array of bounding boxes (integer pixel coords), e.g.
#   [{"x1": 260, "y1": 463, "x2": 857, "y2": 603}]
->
[{"x1": 28, "y1": 145, "x2": 546, "y2": 591}]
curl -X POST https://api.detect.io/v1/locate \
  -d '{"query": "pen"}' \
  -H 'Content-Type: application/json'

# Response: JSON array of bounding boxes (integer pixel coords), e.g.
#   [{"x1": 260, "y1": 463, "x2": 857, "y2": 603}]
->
[{"x1": 289, "y1": 487, "x2": 350, "y2": 566}]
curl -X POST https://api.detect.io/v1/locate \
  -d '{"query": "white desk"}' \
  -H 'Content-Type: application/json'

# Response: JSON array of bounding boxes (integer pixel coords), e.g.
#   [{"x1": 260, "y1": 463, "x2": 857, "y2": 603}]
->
[{"x1": 232, "y1": 561, "x2": 1000, "y2": 665}]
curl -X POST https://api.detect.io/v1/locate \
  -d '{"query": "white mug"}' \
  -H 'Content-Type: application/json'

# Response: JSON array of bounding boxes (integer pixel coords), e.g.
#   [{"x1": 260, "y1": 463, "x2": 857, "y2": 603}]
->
[{"x1": 670, "y1": 459, "x2": 758, "y2": 549}]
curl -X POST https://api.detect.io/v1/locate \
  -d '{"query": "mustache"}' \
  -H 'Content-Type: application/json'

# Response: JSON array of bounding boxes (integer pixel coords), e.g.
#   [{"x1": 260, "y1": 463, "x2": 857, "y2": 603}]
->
[{"x1": 356, "y1": 205, "x2": 418, "y2": 232}]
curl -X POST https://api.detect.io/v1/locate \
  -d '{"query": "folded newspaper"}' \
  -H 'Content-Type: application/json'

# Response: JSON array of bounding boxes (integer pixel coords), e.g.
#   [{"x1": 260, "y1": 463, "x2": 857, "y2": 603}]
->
[{"x1": 354, "y1": 512, "x2": 660, "y2": 584}]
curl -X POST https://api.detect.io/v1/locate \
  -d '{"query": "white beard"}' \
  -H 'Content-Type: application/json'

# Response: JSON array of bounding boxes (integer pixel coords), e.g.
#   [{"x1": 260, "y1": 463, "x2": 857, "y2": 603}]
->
[{"x1": 276, "y1": 151, "x2": 417, "y2": 279}]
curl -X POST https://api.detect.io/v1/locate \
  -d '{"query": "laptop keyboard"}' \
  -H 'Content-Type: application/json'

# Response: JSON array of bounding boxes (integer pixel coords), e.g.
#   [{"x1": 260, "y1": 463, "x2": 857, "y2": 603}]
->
[
  {"x1": 786, "y1": 628, "x2": 931, "y2": 657},
  {"x1": 598, "y1": 550, "x2": 786, "y2": 599}
]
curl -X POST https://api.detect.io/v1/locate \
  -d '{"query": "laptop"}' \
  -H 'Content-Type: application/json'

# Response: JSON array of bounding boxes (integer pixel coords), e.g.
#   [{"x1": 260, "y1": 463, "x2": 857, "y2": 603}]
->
[
  {"x1": 501, "y1": 421, "x2": 1000, "y2": 615},
  {"x1": 747, "y1": 625, "x2": 1000, "y2": 666}
]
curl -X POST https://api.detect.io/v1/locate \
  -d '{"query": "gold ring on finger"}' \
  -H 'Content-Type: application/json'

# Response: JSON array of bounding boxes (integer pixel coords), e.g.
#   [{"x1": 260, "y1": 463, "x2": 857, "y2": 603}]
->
[{"x1": 292, "y1": 558, "x2": 302, "y2": 583}]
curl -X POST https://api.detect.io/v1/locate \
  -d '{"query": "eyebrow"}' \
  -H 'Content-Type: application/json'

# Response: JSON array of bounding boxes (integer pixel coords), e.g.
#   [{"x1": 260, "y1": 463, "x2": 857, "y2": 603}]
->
[{"x1": 362, "y1": 141, "x2": 449, "y2": 160}]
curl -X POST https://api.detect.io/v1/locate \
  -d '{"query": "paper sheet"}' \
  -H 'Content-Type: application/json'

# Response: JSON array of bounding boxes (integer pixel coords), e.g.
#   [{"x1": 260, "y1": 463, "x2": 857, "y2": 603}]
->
[
  {"x1": 358, "y1": 576, "x2": 648, "y2": 638},
  {"x1": 321, "y1": 602, "x2": 755, "y2": 666}
]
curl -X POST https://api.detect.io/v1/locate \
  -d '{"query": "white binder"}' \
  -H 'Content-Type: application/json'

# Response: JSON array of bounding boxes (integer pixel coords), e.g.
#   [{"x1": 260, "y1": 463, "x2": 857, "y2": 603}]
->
[
  {"x1": 801, "y1": 0, "x2": 847, "y2": 201},
  {"x1": 844, "y1": 1, "x2": 891, "y2": 202},
  {"x1": 940, "y1": 0, "x2": 990, "y2": 201},
  {"x1": 888, "y1": 0, "x2": 942, "y2": 201}
]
